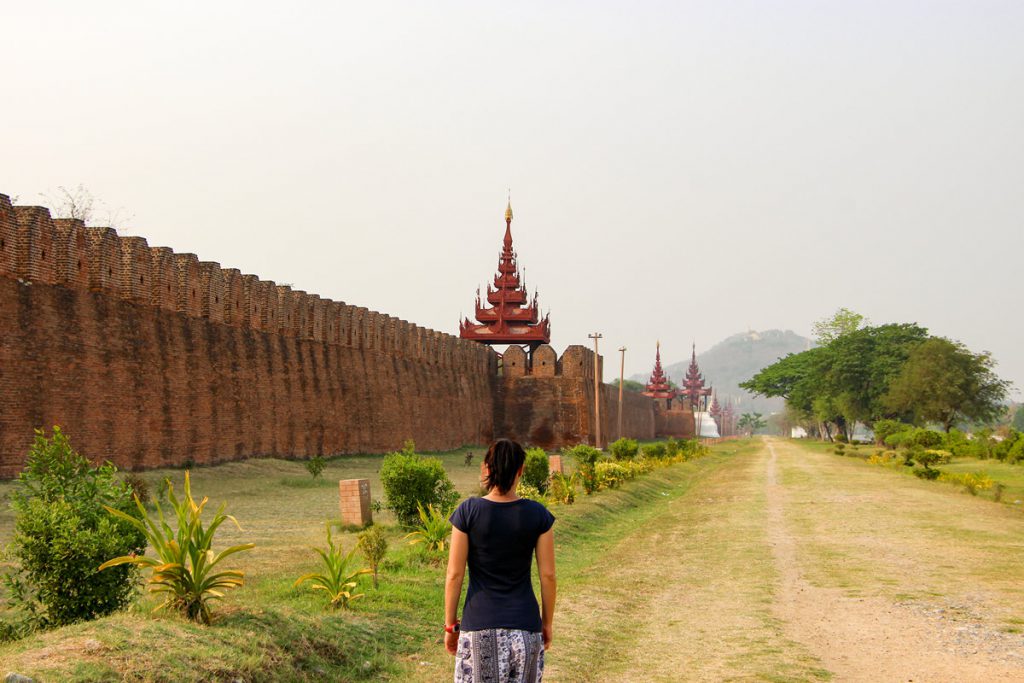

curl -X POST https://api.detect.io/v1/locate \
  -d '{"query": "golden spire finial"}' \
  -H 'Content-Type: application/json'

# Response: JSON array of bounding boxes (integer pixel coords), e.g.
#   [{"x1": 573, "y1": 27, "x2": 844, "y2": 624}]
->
[{"x1": 505, "y1": 189, "x2": 513, "y2": 222}]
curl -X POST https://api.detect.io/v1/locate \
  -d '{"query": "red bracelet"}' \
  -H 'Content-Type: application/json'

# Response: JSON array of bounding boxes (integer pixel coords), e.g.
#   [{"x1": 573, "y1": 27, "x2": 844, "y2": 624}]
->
[{"x1": 444, "y1": 621, "x2": 460, "y2": 634}]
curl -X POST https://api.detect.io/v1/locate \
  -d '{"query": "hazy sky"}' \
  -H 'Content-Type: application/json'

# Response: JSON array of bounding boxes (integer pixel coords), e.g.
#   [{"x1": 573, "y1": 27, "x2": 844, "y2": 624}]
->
[{"x1": 2, "y1": 1, "x2": 1021, "y2": 398}]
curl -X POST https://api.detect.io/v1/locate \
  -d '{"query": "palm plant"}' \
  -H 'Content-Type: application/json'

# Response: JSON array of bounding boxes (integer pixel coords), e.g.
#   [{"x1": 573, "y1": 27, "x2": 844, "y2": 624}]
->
[
  {"x1": 404, "y1": 502, "x2": 452, "y2": 554},
  {"x1": 294, "y1": 523, "x2": 371, "y2": 609},
  {"x1": 99, "y1": 471, "x2": 255, "y2": 624}
]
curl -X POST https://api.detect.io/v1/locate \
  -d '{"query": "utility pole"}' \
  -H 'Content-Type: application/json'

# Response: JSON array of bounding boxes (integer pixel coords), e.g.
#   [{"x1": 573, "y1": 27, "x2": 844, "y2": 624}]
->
[
  {"x1": 617, "y1": 346, "x2": 626, "y2": 441},
  {"x1": 589, "y1": 333, "x2": 603, "y2": 448}
]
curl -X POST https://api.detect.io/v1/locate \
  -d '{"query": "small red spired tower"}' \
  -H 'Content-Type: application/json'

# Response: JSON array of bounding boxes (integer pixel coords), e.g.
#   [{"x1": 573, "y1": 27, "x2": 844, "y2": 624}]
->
[
  {"x1": 459, "y1": 201, "x2": 551, "y2": 351},
  {"x1": 680, "y1": 343, "x2": 712, "y2": 410},
  {"x1": 709, "y1": 391, "x2": 723, "y2": 431},
  {"x1": 642, "y1": 341, "x2": 677, "y2": 409}
]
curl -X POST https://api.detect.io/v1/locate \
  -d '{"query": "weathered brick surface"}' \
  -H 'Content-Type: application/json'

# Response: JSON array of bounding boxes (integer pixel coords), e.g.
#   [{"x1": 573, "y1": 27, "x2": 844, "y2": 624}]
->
[
  {"x1": 0, "y1": 192, "x2": 668, "y2": 474},
  {"x1": 339, "y1": 478, "x2": 372, "y2": 526}
]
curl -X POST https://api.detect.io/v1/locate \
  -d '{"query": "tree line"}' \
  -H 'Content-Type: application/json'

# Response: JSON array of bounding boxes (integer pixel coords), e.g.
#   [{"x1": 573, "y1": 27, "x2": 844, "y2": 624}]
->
[{"x1": 741, "y1": 309, "x2": 1010, "y2": 441}]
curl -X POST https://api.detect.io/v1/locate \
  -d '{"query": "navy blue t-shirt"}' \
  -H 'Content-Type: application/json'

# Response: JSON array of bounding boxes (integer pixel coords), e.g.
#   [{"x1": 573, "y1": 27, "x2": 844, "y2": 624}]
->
[{"x1": 450, "y1": 497, "x2": 555, "y2": 632}]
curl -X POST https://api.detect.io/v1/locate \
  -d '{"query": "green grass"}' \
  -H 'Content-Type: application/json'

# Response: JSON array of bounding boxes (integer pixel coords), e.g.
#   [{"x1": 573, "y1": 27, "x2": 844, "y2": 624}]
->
[
  {"x1": 0, "y1": 441, "x2": 742, "y2": 681},
  {"x1": 791, "y1": 438, "x2": 1024, "y2": 506}
]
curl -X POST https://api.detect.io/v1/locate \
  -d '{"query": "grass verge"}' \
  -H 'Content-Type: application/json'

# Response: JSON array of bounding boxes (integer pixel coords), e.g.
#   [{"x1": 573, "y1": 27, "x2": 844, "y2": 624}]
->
[{"x1": 0, "y1": 441, "x2": 744, "y2": 681}]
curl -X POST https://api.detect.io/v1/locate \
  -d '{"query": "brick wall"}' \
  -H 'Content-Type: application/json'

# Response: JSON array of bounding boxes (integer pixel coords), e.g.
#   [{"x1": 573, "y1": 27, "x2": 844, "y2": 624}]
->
[
  {"x1": 495, "y1": 344, "x2": 657, "y2": 450},
  {"x1": 0, "y1": 192, "x2": 672, "y2": 474},
  {"x1": 0, "y1": 194, "x2": 497, "y2": 476}
]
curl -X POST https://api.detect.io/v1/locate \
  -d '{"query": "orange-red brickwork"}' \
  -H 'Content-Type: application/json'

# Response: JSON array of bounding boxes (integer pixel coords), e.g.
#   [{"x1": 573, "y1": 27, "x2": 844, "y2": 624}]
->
[
  {"x1": 0, "y1": 192, "x2": 673, "y2": 475},
  {"x1": 339, "y1": 478, "x2": 372, "y2": 526}
]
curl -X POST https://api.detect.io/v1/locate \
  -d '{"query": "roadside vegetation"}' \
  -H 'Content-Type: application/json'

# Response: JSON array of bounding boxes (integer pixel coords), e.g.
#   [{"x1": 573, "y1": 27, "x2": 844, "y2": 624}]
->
[{"x1": 0, "y1": 429, "x2": 724, "y2": 681}]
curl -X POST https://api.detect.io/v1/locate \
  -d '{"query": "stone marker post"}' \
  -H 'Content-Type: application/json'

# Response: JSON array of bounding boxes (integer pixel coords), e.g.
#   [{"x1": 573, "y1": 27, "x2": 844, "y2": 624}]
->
[
  {"x1": 339, "y1": 478, "x2": 372, "y2": 526},
  {"x1": 548, "y1": 455, "x2": 563, "y2": 475}
]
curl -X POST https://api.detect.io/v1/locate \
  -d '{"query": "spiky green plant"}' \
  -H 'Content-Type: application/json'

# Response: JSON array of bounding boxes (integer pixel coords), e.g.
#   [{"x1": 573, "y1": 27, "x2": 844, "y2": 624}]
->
[
  {"x1": 404, "y1": 502, "x2": 452, "y2": 554},
  {"x1": 295, "y1": 523, "x2": 371, "y2": 609},
  {"x1": 99, "y1": 471, "x2": 255, "y2": 624}
]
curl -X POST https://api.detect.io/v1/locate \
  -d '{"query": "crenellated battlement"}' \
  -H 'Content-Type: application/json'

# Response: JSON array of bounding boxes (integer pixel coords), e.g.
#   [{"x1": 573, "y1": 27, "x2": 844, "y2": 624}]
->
[
  {"x1": 0, "y1": 192, "x2": 493, "y2": 371},
  {"x1": 502, "y1": 343, "x2": 604, "y2": 380}
]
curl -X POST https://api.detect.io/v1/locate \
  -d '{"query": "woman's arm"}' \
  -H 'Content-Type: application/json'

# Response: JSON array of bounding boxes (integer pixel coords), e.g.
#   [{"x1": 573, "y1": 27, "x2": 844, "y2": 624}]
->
[
  {"x1": 444, "y1": 527, "x2": 469, "y2": 655},
  {"x1": 535, "y1": 529, "x2": 556, "y2": 650}
]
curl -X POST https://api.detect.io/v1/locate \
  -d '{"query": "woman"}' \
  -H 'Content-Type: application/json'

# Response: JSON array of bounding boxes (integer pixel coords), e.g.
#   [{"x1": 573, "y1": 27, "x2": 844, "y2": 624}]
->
[{"x1": 444, "y1": 439, "x2": 557, "y2": 682}]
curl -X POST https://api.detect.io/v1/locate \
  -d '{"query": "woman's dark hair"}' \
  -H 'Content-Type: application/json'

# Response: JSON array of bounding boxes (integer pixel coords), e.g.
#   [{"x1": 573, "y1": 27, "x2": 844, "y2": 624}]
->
[{"x1": 484, "y1": 439, "x2": 526, "y2": 494}]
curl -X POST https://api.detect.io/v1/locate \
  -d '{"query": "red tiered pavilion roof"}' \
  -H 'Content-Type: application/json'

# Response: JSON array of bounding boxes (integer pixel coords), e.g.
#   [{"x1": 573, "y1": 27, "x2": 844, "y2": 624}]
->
[
  {"x1": 643, "y1": 342, "x2": 677, "y2": 403},
  {"x1": 459, "y1": 202, "x2": 551, "y2": 348},
  {"x1": 680, "y1": 342, "x2": 712, "y2": 409}
]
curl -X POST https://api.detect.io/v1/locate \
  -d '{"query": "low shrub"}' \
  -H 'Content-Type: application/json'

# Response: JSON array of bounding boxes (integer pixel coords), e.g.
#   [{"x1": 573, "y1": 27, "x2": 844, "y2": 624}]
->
[
  {"x1": 5, "y1": 427, "x2": 146, "y2": 630},
  {"x1": 404, "y1": 503, "x2": 452, "y2": 558},
  {"x1": 522, "y1": 448, "x2": 550, "y2": 493},
  {"x1": 380, "y1": 441, "x2": 459, "y2": 527},
  {"x1": 872, "y1": 419, "x2": 911, "y2": 446},
  {"x1": 609, "y1": 438, "x2": 639, "y2": 461},
  {"x1": 548, "y1": 472, "x2": 577, "y2": 505},
  {"x1": 641, "y1": 442, "x2": 667, "y2": 460},
  {"x1": 565, "y1": 444, "x2": 602, "y2": 495},
  {"x1": 1008, "y1": 438, "x2": 1024, "y2": 465},
  {"x1": 306, "y1": 455, "x2": 325, "y2": 479},
  {"x1": 100, "y1": 470, "x2": 255, "y2": 624},
  {"x1": 939, "y1": 471, "x2": 994, "y2": 496},
  {"x1": 595, "y1": 461, "x2": 631, "y2": 489},
  {"x1": 610, "y1": 440, "x2": 634, "y2": 462},
  {"x1": 515, "y1": 481, "x2": 546, "y2": 504},
  {"x1": 356, "y1": 526, "x2": 389, "y2": 589},
  {"x1": 295, "y1": 523, "x2": 370, "y2": 610}
]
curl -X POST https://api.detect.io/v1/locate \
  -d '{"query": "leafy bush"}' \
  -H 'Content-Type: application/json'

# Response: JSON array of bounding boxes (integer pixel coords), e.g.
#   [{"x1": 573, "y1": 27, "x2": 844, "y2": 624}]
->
[
  {"x1": 356, "y1": 526, "x2": 388, "y2": 589},
  {"x1": 565, "y1": 444, "x2": 602, "y2": 495},
  {"x1": 834, "y1": 443, "x2": 846, "y2": 456},
  {"x1": 295, "y1": 523, "x2": 370, "y2": 610},
  {"x1": 909, "y1": 428, "x2": 944, "y2": 449},
  {"x1": 404, "y1": 503, "x2": 452, "y2": 557},
  {"x1": 609, "y1": 438, "x2": 639, "y2": 461},
  {"x1": 515, "y1": 481, "x2": 546, "y2": 504},
  {"x1": 306, "y1": 455, "x2": 325, "y2": 479},
  {"x1": 548, "y1": 472, "x2": 577, "y2": 505},
  {"x1": 911, "y1": 448, "x2": 942, "y2": 480},
  {"x1": 939, "y1": 471, "x2": 994, "y2": 496},
  {"x1": 380, "y1": 441, "x2": 458, "y2": 527},
  {"x1": 522, "y1": 448, "x2": 550, "y2": 493},
  {"x1": 100, "y1": 470, "x2": 255, "y2": 624},
  {"x1": 1008, "y1": 438, "x2": 1024, "y2": 465},
  {"x1": 641, "y1": 442, "x2": 667, "y2": 460},
  {"x1": 676, "y1": 439, "x2": 708, "y2": 461},
  {"x1": 595, "y1": 462, "x2": 631, "y2": 490},
  {"x1": 5, "y1": 427, "x2": 146, "y2": 629},
  {"x1": 884, "y1": 431, "x2": 909, "y2": 449},
  {"x1": 872, "y1": 419, "x2": 911, "y2": 446}
]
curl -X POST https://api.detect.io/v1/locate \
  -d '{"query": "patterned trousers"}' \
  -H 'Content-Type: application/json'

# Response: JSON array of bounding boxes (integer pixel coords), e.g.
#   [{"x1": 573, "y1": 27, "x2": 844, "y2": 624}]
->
[{"x1": 454, "y1": 629, "x2": 545, "y2": 683}]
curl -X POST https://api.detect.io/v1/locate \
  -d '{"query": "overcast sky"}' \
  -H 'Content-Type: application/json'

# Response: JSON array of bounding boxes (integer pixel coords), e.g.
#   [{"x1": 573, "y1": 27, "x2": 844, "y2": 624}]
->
[{"x1": 2, "y1": 1, "x2": 1021, "y2": 398}]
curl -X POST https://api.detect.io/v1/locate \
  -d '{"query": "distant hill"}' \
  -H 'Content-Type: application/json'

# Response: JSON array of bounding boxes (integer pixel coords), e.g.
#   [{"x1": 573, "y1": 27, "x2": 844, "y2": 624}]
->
[{"x1": 630, "y1": 330, "x2": 812, "y2": 415}]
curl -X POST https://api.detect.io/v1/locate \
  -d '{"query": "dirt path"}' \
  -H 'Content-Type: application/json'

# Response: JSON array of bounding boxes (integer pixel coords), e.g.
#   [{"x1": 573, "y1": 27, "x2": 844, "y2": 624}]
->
[
  {"x1": 770, "y1": 438, "x2": 1024, "y2": 683},
  {"x1": 765, "y1": 438, "x2": 1024, "y2": 682},
  {"x1": 546, "y1": 444, "x2": 827, "y2": 681},
  {"x1": 544, "y1": 439, "x2": 1024, "y2": 682}
]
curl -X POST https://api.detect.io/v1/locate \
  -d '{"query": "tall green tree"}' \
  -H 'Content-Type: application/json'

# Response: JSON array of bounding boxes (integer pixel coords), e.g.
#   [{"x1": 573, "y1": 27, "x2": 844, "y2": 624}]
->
[
  {"x1": 812, "y1": 307, "x2": 868, "y2": 345},
  {"x1": 883, "y1": 338, "x2": 1009, "y2": 431},
  {"x1": 1013, "y1": 405, "x2": 1024, "y2": 432},
  {"x1": 737, "y1": 412, "x2": 767, "y2": 436}
]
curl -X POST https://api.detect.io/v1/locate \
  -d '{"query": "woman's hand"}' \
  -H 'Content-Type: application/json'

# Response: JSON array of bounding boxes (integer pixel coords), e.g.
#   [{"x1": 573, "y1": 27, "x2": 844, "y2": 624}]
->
[
  {"x1": 445, "y1": 630, "x2": 459, "y2": 655},
  {"x1": 542, "y1": 623, "x2": 553, "y2": 651}
]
